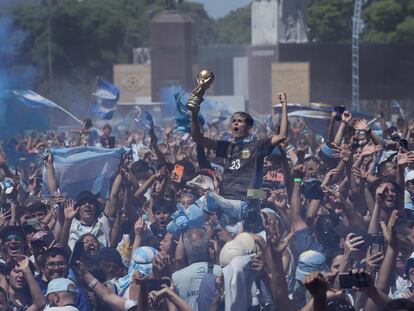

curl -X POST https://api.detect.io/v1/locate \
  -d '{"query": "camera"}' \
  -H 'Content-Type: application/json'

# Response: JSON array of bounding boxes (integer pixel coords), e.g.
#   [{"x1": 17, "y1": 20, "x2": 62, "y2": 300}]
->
[
  {"x1": 333, "y1": 106, "x2": 345, "y2": 121},
  {"x1": 243, "y1": 189, "x2": 266, "y2": 233}
]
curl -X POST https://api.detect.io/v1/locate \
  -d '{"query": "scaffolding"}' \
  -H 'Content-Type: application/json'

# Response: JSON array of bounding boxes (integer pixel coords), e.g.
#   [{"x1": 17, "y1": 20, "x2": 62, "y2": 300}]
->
[{"x1": 352, "y1": 0, "x2": 363, "y2": 112}]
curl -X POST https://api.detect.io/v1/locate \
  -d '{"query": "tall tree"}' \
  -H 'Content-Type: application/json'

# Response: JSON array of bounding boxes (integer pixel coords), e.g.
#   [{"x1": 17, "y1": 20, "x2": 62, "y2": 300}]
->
[
  {"x1": 362, "y1": 0, "x2": 414, "y2": 43},
  {"x1": 10, "y1": 0, "x2": 215, "y2": 105},
  {"x1": 215, "y1": 5, "x2": 251, "y2": 45},
  {"x1": 307, "y1": 0, "x2": 354, "y2": 42}
]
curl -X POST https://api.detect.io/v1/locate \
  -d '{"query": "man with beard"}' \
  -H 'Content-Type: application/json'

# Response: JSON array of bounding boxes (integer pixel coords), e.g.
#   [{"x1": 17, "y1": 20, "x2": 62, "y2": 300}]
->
[
  {"x1": 369, "y1": 180, "x2": 402, "y2": 225},
  {"x1": 36, "y1": 247, "x2": 90, "y2": 311}
]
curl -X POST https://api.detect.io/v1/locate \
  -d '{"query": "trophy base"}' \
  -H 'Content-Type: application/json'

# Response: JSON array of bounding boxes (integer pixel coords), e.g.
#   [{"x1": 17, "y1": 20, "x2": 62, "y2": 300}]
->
[{"x1": 186, "y1": 100, "x2": 201, "y2": 112}]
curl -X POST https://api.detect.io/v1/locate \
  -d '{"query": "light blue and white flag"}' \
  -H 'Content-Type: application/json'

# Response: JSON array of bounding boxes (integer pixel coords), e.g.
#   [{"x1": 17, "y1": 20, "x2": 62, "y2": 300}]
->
[
  {"x1": 92, "y1": 78, "x2": 120, "y2": 120},
  {"x1": 12, "y1": 90, "x2": 58, "y2": 108},
  {"x1": 42, "y1": 146, "x2": 128, "y2": 199},
  {"x1": 135, "y1": 111, "x2": 154, "y2": 130}
]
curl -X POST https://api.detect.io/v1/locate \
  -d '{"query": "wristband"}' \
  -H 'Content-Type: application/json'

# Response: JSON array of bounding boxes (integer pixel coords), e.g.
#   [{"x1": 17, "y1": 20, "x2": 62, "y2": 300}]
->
[
  {"x1": 88, "y1": 278, "x2": 98, "y2": 289},
  {"x1": 285, "y1": 145, "x2": 294, "y2": 152},
  {"x1": 294, "y1": 178, "x2": 303, "y2": 183}
]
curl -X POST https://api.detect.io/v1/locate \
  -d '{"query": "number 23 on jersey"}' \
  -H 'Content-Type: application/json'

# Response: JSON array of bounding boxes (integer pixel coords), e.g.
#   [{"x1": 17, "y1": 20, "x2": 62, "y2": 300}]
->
[{"x1": 230, "y1": 159, "x2": 241, "y2": 170}]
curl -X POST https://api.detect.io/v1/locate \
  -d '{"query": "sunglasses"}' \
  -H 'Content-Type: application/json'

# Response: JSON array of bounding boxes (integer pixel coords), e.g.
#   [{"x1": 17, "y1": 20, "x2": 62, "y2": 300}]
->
[{"x1": 5, "y1": 235, "x2": 24, "y2": 242}]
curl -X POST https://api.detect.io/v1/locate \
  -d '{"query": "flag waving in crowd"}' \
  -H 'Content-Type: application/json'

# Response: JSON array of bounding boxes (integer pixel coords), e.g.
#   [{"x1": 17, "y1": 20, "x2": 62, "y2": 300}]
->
[{"x1": 91, "y1": 77, "x2": 120, "y2": 120}]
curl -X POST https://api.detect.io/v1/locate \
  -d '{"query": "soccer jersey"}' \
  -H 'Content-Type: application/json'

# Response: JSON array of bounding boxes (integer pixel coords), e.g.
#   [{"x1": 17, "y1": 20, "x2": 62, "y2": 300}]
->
[
  {"x1": 172, "y1": 262, "x2": 222, "y2": 311},
  {"x1": 215, "y1": 136, "x2": 273, "y2": 201},
  {"x1": 68, "y1": 213, "x2": 111, "y2": 250}
]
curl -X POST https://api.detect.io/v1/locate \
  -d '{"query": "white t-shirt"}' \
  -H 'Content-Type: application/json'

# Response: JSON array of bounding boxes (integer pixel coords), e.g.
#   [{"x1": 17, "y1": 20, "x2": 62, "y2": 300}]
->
[
  {"x1": 68, "y1": 213, "x2": 111, "y2": 250},
  {"x1": 172, "y1": 262, "x2": 222, "y2": 311}
]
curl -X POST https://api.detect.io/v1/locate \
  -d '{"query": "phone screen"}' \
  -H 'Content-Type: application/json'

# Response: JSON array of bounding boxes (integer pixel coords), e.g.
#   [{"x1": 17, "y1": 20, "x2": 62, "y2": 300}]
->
[
  {"x1": 108, "y1": 136, "x2": 115, "y2": 148},
  {"x1": 334, "y1": 106, "x2": 345, "y2": 121},
  {"x1": 339, "y1": 272, "x2": 368, "y2": 289},
  {"x1": 172, "y1": 164, "x2": 184, "y2": 183},
  {"x1": 142, "y1": 279, "x2": 171, "y2": 292}
]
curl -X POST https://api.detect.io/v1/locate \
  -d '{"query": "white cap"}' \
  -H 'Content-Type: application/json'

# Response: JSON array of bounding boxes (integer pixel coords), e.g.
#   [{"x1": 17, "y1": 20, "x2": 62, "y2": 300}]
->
[
  {"x1": 46, "y1": 278, "x2": 77, "y2": 296},
  {"x1": 405, "y1": 170, "x2": 414, "y2": 183}
]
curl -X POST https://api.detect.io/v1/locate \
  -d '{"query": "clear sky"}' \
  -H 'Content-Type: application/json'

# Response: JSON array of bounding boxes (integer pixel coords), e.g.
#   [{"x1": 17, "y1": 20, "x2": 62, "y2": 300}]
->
[{"x1": 188, "y1": 0, "x2": 252, "y2": 19}]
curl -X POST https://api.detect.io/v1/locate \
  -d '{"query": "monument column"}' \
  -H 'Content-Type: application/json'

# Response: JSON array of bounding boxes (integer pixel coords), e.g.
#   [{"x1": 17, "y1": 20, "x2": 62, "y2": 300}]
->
[
  {"x1": 248, "y1": 0, "x2": 308, "y2": 116},
  {"x1": 150, "y1": 9, "x2": 193, "y2": 102}
]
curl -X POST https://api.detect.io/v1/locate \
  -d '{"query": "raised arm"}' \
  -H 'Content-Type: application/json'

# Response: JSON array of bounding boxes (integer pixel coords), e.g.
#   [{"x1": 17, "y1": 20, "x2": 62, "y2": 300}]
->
[
  {"x1": 16, "y1": 256, "x2": 47, "y2": 311},
  {"x1": 333, "y1": 111, "x2": 352, "y2": 146},
  {"x1": 289, "y1": 165, "x2": 307, "y2": 233},
  {"x1": 271, "y1": 93, "x2": 288, "y2": 147},
  {"x1": 75, "y1": 261, "x2": 126, "y2": 311},
  {"x1": 58, "y1": 199, "x2": 78, "y2": 250},
  {"x1": 149, "y1": 285, "x2": 194, "y2": 311},
  {"x1": 104, "y1": 173, "x2": 122, "y2": 219},
  {"x1": 149, "y1": 128, "x2": 168, "y2": 168},
  {"x1": 368, "y1": 185, "x2": 386, "y2": 235},
  {"x1": 190, "y1": 109, "x2": 217, "y2": 150},
  {"x1": 44, "y1": 153, "x2": 58, "y2": 194},
  {"x1": 265, "y1": 217, "x2": 295, "y2": 310},
  {"x1": 134, "y1": 174, "x2": 157, "y2": 200},
  {"x1": 365, "y1": 211, "x2": 398, "y2": 311},
  {"x1": 327, "y1": 112, "x2": 337, "y2": 143}
]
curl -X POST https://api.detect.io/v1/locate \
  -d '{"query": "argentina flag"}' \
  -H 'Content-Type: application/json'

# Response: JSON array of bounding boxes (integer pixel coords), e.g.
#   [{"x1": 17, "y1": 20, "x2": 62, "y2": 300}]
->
[
  {"x1": 92, "y1": 77, "x2": 120, "y2": 120},
  {"x1": 135, "y1": 110, "x2": 154, "y2": 130},
  {"x1": 42, "y1": 146, "x2": 129, "y2": 200}
]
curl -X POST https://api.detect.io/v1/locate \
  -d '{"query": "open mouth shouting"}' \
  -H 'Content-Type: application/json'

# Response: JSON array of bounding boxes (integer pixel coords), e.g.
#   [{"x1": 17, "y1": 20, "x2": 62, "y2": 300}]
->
[
  {"x1": 87, "y1": 243, "x2": 97, "y2": 255},
  {"x1": 7, "y1": 243, "x2": 21, "y2": 256}
]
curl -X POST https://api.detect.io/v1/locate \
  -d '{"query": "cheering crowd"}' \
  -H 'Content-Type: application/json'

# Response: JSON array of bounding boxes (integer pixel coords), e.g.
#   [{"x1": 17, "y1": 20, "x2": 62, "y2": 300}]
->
[{"x1": 0, "y1": 93, "x2": 413, "y2": 311}]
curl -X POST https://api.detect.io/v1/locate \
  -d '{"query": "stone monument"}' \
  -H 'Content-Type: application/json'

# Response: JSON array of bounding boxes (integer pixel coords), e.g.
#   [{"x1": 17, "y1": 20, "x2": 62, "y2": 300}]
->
[
  {"x1": 150, "y1": 5, "x2": 193, "y2": 102},
  {"x1": 251, "y1": 0, "x2": 307, "y2": 45},
  {"x1": 279, "y1": 0, "x2": 308, "y2": 43}
]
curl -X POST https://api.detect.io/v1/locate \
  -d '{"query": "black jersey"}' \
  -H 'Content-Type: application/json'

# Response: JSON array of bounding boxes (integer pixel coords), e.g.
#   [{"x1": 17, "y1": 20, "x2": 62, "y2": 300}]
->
[{"x1": 215, "y1": 136, "x2": 273, "y2": 201}]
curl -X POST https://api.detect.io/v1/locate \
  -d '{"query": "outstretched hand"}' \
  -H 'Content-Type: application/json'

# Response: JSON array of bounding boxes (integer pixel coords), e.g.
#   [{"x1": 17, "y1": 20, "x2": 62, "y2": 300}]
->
[
  {"x1": 266, "y1": 217, "x2": 293, "y2": 255},
  {"x1": 278, "y1": 93, "x2": 287, "y2": 105},
  {"x1": 380, "y1": 209, "x2": 398, "y2": 249},
  {"x1": 342, "y1": 111, "x2": 352, "y2": 124},
  {"x1": 63, "y1": 199, "x2": 78, "y2": 220}
]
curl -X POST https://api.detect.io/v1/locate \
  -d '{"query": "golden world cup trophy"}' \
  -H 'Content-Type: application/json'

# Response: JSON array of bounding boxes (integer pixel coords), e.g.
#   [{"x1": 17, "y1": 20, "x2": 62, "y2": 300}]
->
[{"x1": 186, "y1": 69, "x2": 215, "y2": 111}]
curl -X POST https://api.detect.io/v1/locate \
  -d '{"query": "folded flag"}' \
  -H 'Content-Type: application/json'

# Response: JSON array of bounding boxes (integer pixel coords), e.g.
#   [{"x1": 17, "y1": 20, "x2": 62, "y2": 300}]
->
[
  {"x1": 167, "y1": 204, "x2": 205, "y2": 239},
  {"x1": 174, "y1": 91, "x2": 205, "y2": 133},
  {"x1": 42, "y1": 146, "x2": 128, "y2": 199},
  {"x1": 92, "y1": 77, "x2": 120, "y2": 120}
]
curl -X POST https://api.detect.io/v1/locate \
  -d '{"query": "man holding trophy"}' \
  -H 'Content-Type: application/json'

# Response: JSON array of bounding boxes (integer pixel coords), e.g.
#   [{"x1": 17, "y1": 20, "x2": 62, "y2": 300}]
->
[{"x1": 188, "y1": 69, "x2": 288, "y2": 230}]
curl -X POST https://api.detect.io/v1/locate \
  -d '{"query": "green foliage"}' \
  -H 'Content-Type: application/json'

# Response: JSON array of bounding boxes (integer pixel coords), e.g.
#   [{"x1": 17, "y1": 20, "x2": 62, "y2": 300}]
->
[
  {"x1": 307, "y1": 0, "x2": 414, "y2": 43},
  {"x1": 177, "y1": 1, "x2": 217, "y2": 46},
  {"x1": 10, "y1": 0, "x2": 414, "y2": 93},
  {"x1": 11, "y1": 0, "x2": 217, "y2": 86},
  {"x1": 215, "y1": 5, "x2": 251, "y2": 45},
  {"x1": 394, "y1": 16, "x2": 414, "y2": 41},
  {"x1": 307, "y1": 0, "x2": 354, "y2": 42},
  {"x1": 362, "y1": 0, "x2": 414, "y2": 42}
]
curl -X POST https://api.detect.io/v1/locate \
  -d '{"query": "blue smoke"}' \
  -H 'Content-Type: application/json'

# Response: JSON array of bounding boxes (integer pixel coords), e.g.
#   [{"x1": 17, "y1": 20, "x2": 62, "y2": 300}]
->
[{"x1": 0, "y1": 16, "x2": 36, "y2": 92}]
